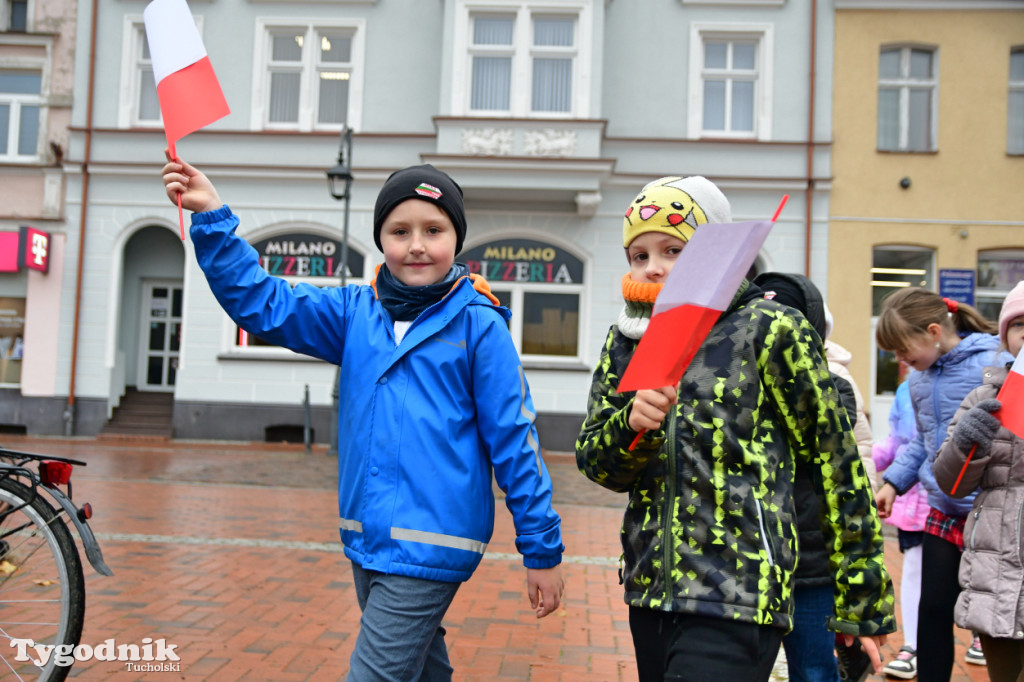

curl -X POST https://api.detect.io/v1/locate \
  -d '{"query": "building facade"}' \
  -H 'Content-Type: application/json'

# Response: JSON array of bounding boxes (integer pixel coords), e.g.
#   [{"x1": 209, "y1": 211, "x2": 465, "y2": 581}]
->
[
  {"x1": 2, "y1": 0, "x2": 834, "y2": 449},
  {"x1": 0, "y1": 0, "x2": 76, "y2": 428},
  {"x1": 830, "y1": 0, "x2": 1024, "y2": 436}
]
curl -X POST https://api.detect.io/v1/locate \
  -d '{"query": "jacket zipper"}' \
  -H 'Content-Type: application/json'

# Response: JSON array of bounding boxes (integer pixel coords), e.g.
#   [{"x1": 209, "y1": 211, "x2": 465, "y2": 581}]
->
[
  {"x1": 932, "y1": 365, "x2": 944, "y2": 457},
  {"x1": 756, "y1": 500, "x2": 775, "y2": 567},
  {"x1": 969, "y1": 506, "x2": 981, "y2": 551},
  {"x1": 1018, "y1": 498, "x2": 1024, "y2": 567},
  {"x1": 664, "y1": 413, "x2": 678, "y2": 605}
]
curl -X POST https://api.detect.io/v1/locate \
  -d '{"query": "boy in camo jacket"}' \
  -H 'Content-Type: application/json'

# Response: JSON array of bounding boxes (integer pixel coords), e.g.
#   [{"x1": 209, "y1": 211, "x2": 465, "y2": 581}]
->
[{"x1": 576, "y1": 176, "x2": 894, "y2": 682}]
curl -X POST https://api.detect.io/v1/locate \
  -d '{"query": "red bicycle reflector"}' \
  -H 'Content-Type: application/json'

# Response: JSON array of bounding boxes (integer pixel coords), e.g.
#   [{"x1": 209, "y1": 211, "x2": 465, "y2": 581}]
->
[
  {"x1": 79, "y1": 503, "x2": 93, "y2": 521},
  {"x1": 40, "y1": 461, "x2": 73, "y2": 487}
]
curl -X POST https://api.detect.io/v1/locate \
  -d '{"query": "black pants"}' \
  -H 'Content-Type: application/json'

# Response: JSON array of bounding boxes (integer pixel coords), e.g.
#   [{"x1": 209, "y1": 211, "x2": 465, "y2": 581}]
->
[
  {"x1": 629, "y1": 606, "x2": 784, "y2": 682},
  {"x1": 979, "y1": 634, "x2": 1024, "y2": 682},
  {"x1": 916, "y1": 533, "x2": 962, "y2": 682}
]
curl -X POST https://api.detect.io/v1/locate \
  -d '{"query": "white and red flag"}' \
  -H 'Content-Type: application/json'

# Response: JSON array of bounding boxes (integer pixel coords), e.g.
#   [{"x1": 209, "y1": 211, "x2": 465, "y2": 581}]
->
[
  {"x1": 619, "y1": 196, "x2": 786, "y2": 450},
  {"x1": 996, "y1": 351, "x2": 1024, "y2": 438},
  {"x1": 618, "y1": 218, "x2": 774, "y2": 394},
  {"x1": 144, "y1": 0, "x2": 229, "y2": 237},
  {"x1": 143, "y1": 0, "x2": 229, "y2": 152}
]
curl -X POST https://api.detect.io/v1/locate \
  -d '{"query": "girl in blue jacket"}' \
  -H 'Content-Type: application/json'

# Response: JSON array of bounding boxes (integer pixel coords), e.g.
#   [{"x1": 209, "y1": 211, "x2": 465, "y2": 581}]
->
[
  {"x1": 874, "y1": 287, "x2": 1009, "y2": 682},
  {"x1": 162, "y1": 153, "x2": 564, "y2": 681}
]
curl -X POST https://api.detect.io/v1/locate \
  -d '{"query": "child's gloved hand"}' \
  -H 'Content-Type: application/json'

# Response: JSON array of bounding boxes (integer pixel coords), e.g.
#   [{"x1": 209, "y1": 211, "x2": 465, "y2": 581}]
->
[{"x1": 951, "y1": 399, "x2": 1002, "y2": 455}]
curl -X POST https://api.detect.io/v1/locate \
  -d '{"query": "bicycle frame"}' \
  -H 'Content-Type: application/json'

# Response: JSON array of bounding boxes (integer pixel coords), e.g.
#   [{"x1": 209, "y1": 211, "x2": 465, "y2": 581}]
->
[{"x1": 0, "y1": 447, "x2": 113, "y2": 577}]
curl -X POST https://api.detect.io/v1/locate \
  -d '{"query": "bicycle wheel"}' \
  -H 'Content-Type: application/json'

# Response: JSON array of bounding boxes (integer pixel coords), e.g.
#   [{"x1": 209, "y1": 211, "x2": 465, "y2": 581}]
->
[{"x1": 0, "y1": 477, "x2": 85, "y2": 682}]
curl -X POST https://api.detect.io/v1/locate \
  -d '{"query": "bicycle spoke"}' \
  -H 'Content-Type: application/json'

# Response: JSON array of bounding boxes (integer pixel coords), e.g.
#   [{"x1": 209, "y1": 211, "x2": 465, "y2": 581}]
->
[{"x1": 0, "y1": 479, "x2": 84, "y2": 682}]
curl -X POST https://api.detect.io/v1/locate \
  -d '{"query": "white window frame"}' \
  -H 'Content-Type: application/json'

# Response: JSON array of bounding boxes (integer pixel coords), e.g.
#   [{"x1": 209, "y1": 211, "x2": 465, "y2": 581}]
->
[
  {"x1": 688, "y1": 23, "x2": 773, "y2": 141},
  {"x1": 490, "y1": 281, "x2": 586, "y2": 366},
  {"x1": 118, "y1": 16, "x2": 188, "y2": 129},
  {"x1": 1009, "y1": 47, "x2": 1024, "y2": 155},
  {"x1": 451, "y1": 0, "x2": 592, "y2": 118},
  {"x1": 1, "y1": 0, "x2": 30, "y2": 32},
  {"x1": 250, "y1": 18, "x2": 366, "y2": 133},
  {"x1": 877, "y1": 45, "x2": 938, "y2": 152},
  {"x1": 0, "y1": 58, "x2": 46, "y2": 162}
]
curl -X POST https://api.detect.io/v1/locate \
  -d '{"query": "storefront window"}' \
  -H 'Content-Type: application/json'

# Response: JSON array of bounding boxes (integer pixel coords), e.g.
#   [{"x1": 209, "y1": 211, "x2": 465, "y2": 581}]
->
[
  {"x1": 234, "y1": 231, "x2": 365, "y2": 351},
  {"x1": 870, "y1": 246, "x2": 933, "y2": 316},
  {"x1": 0, "y1": 297, "x2": 25, "y2": 385},
  {"x1": 976, "y1": 250, "x2": 1024, "y2": 322},
  {"x1": 462, "y1": 238, "x2": 584, "y2": 362},
  {"x1": 522, "y1": 292, "x2": 578, "y2": 356},
  {"x1": 872, "y1": 246, "x2": 934, "y2": 395}
]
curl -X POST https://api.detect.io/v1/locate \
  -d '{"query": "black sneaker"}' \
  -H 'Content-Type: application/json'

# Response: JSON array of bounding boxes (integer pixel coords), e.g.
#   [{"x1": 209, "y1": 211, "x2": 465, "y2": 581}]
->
[{"x1": 836, "y1": 636, "x2": 872, "y2": 682}]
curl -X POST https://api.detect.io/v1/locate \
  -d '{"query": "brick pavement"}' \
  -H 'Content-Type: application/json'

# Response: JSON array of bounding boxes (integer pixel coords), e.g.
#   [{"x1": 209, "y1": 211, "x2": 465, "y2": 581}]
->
[{"x1": 0, "y1": 437, "x2": 990, "y2": 681}]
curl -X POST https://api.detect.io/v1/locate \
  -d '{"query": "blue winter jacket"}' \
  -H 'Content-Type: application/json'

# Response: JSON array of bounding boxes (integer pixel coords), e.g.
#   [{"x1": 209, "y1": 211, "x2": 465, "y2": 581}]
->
[
  {"x1": 882, "y1": 332, "x2": 1011, "y2": 517},
  {"x1": 190, "y1": 206, "x2": 564, "y2": 582}
]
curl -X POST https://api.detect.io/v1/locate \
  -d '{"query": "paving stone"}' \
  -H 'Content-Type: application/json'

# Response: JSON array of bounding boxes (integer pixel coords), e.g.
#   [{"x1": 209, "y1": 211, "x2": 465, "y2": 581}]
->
[{"x1": 4, "y1": 436, "x2": 990, "y2": 682}]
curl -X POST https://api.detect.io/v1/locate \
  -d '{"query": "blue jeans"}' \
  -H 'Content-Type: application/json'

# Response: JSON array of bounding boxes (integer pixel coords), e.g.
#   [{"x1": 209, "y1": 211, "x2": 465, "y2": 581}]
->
[
  {"x1": 347, "y1": 562, "x2": 461, "y2": 681},
  {"x1": 782, "y1": 584, "x2": 840, "y2": 682}
]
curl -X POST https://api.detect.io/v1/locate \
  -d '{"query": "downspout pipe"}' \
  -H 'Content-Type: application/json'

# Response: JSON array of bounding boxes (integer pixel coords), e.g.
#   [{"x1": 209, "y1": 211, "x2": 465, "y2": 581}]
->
[
  {"x1": 804, "y1": 0, "x2": 817, "y2": 277},
  {"x1": 64, "y1": 0, "x2": 98, "y2": 435}
]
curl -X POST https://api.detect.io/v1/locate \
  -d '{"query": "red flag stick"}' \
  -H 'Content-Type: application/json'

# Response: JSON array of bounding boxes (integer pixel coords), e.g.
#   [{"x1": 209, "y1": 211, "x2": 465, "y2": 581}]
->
[
  {"x1": 626, "y1": 195, "x2": 788, "y2": 452},
  {"x1": 169, "y1": 142, "x2": 184, "y2": 241},
  {"x1": 771, "y1": 195, "x2": 789, "y2": 223},
  {"x1": 949, "y1": 443, "x2": 977, "y2": 496}
]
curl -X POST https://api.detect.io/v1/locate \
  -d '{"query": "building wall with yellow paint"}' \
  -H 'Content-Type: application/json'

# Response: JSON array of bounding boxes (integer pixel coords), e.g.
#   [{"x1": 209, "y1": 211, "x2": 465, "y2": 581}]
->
[{"x1": 830, "y1": 5, "x2": 1024, "y2": 430}]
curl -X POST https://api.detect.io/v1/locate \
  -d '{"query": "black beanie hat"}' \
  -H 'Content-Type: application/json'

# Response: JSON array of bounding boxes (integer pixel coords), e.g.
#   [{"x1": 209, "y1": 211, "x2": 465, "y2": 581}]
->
[
  {"x1": 753, "y1": 272, "x2": 826, "y2": 340},
  {"x1": 373, "y1": 164, "x2": 467, "y2": 255}
]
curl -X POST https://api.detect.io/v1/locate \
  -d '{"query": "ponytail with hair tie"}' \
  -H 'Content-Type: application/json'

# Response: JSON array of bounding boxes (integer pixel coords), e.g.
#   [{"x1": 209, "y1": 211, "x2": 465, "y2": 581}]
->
[{"x1": 876, "y1": 287, "x2": 997, "y2": 352}]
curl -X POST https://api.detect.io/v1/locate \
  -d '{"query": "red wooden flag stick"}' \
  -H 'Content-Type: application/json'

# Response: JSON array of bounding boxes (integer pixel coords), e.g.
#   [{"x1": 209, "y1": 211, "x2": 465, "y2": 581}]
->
[
  {"x1": 771, "y1": 195, "x2": 789, "y2": 223},
  {"x1": 169, "y1": 143, "x2": 184, "y2": 241},
  {"x1": 949, "y1": 443, "x2": 977, "y2": 496},
  {"x1": 625, "y1": 194, "x2": 789, "y2": 452}
]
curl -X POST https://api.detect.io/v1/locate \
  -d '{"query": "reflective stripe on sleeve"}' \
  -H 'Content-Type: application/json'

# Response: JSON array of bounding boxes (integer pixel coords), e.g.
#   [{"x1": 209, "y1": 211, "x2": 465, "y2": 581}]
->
[{"x1": 339, "y1": 517, "x2": 363, "y2": 532}]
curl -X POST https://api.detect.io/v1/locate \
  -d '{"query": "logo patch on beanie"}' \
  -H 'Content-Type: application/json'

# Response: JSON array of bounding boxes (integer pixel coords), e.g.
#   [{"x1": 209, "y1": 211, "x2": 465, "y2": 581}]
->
[{"x1": 414, "y1": 183, "x2": 442, "y2": 200}]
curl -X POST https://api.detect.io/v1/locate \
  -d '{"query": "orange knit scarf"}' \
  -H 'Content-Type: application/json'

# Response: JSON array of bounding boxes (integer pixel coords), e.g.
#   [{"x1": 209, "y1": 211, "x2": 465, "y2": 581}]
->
[{"x1": 621, "y1": 273, "x2": 663, "y2": 304}]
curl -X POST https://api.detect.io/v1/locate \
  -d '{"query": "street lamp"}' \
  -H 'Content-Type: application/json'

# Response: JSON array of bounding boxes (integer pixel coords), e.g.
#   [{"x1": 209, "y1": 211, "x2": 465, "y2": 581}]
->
[
  {"x1": 326, "y1": 126, "x2": 354, "y2": 285},
  {"x1": 326, "y1": 126, "x2": 353, "y2": 455}
]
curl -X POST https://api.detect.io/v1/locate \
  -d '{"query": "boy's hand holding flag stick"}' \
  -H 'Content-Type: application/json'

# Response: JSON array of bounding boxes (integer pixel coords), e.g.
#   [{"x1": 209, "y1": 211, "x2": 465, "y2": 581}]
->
[
  {"x1": 622, "y1": 195, "x2": 788, "y2": 451},
  {"x1": 143, "y1": 0, "x2": 230, "y2": 239}
]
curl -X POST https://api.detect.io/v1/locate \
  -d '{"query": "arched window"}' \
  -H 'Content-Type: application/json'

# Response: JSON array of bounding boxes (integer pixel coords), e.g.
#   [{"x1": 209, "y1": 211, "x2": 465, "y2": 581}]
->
[
  {"x1": 233, "y1": 230, "x2": 365, "y2": 352},
  {"x1": 461, "y1": 237, "x2": 584, "y2": 363}
]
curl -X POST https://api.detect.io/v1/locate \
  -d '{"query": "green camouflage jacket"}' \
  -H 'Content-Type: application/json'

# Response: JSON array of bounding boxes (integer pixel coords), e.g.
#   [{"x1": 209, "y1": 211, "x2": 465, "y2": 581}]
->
[{"x1": 576, "y1": 281, "x2": 894, "y2": 634}]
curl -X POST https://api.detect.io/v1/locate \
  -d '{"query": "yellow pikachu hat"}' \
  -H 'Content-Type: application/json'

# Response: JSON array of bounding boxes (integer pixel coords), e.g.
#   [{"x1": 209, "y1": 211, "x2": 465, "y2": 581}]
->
[{"x1": 622, "y1": 176, "x2": 732, "y2": 248}]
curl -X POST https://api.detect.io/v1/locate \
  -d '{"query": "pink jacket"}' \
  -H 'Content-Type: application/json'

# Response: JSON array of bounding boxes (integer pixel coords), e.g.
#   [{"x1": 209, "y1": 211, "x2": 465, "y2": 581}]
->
[{"x1": 872, "y1": 381, "x2": 929, "y2": 532}]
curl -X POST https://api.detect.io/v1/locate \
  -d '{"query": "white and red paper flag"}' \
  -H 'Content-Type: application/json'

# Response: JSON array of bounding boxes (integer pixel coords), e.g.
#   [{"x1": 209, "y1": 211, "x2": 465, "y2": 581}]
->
[
  {"x1": 617, "y1": 219, "x2": 775, "y2": 393},
  {"x1": 143, "y1": 0, "x2": 229, "y2": 152},
  {"x1": 996, "y1": 351, "x2": 1024, "y2": 439}
]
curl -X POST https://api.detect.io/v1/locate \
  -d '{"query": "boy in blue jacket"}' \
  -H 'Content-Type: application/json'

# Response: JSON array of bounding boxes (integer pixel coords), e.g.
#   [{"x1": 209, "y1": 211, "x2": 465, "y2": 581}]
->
[{"x1": 162, "y1": 153, "x2": 564, "y2": 681}]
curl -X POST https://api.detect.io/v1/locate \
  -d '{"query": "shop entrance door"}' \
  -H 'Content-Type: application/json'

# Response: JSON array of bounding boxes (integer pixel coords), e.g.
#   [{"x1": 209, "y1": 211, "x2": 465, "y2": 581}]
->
[{"x1": 137, "y1": 281, "x2": 182, "y2": 392}]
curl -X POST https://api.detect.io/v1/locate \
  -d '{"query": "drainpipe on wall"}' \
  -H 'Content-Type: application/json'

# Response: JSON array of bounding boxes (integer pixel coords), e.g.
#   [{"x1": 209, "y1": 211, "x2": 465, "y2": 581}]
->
[
  {"x1": 804, "y1": 0, "x2": 817, "y2": 277},
  {"x1": 63, "y1": 0, "x2": 98, "y2": 436}
]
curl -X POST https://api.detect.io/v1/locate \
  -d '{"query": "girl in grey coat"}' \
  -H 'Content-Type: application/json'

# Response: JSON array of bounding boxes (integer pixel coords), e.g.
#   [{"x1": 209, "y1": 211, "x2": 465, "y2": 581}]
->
[{"x1": 935, "y1": 280, "x2": 1024, "y2": 682}]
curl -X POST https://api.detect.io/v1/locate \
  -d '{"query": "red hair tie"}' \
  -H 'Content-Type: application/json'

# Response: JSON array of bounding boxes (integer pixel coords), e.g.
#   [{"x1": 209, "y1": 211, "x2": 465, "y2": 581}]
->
[{"x1": 943, "y1": 297, "x2": 958, "y2": 313}]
